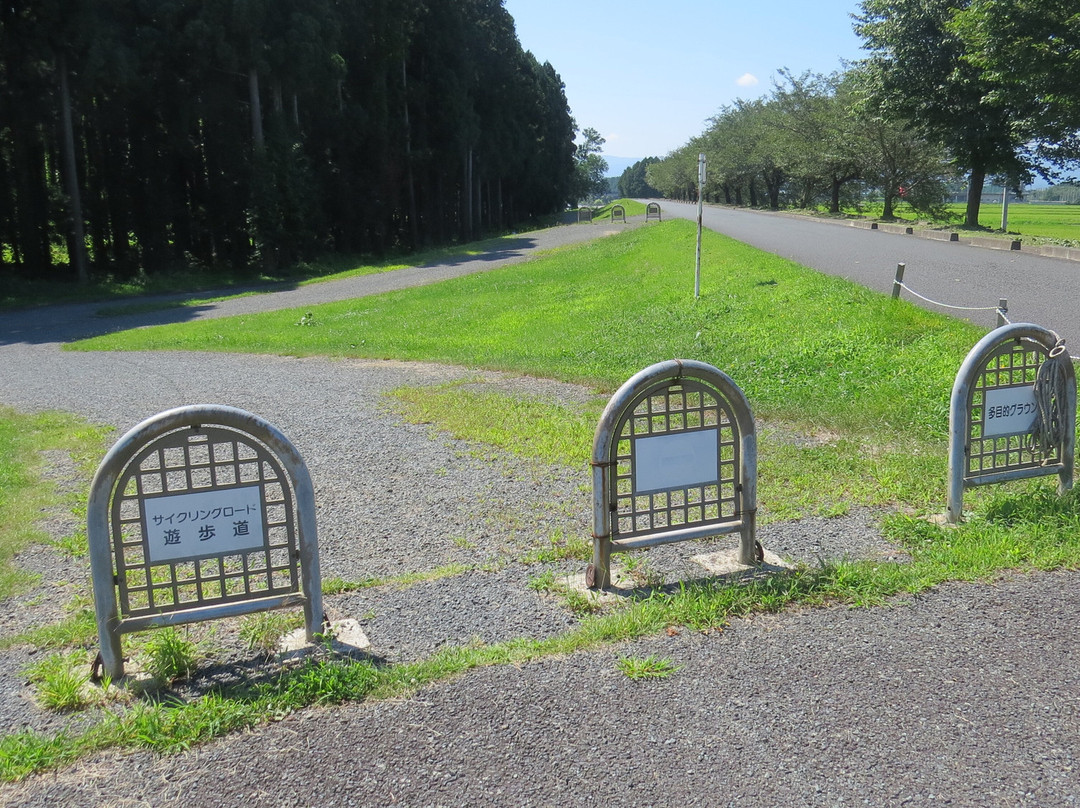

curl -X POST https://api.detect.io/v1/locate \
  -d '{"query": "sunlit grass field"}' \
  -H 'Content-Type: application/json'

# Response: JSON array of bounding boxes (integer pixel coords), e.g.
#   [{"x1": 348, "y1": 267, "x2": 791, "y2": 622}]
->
[
  {"x1": 943, "y1": 202, "x2": 1080, "y2": 242},
  {"x1": 850, "y1": 200, "x2": 1080, "y2": 243}
]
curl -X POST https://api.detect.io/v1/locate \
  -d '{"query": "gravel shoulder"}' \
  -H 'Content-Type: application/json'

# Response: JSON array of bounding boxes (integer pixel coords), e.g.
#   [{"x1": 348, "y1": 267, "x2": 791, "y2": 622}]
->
[{"x1": 1, "y1": 216, "x2": 1078, "y2": 806}]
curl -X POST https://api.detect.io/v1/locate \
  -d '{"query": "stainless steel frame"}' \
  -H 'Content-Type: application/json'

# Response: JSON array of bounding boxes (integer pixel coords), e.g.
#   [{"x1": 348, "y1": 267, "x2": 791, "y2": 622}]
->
[
  {"x1": 590, "y1": 359, "x2": 757, "y2": 588},
  {"x1": 88, "y1": 405, "x2": 324, "y2": 679}
]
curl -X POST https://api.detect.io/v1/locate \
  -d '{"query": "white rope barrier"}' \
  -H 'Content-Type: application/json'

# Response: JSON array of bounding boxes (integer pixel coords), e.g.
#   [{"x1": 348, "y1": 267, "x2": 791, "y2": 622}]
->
[
  {"x1": 895, "y1": 281, "x2": 1001, "y2": 312},
  {"x1": 891, "y1": 262, "x2": 1080, "y2": 362}
]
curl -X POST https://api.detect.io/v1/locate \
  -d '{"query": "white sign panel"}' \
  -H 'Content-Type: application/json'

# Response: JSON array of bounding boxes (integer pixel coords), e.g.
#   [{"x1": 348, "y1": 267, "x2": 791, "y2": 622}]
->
[
  {"x1": 983, "y1": 386, "x2": 1038, "y2": 438},
  {"x1": 634, "y1": 429, "x2": 719, "y2": 493},
  {"x1": 143, "y1": 485, "x2": 265, "y2": 563}
]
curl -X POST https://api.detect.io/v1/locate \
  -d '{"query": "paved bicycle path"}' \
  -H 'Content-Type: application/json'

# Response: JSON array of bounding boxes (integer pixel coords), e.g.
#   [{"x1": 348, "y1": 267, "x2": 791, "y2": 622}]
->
[{"x1": 660, "y1": 199, "x2": 1080, "y2": 351}]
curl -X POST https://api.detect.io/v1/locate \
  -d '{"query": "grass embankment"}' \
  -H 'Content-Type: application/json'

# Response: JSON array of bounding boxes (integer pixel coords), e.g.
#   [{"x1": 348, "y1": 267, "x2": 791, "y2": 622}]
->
[
  {"x1": 828, "y1": 201, "x2": 1080, "y2": 244},
  {"x1": 6, "y1": 218, "x2": 1080, "y2": 777},
  {"x1": 73, "y1": 218, "x2": 973, "y2": 518}
]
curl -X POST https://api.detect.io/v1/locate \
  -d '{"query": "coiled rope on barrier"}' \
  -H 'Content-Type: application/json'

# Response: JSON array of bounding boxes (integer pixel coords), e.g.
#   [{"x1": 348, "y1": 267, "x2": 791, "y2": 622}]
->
[{"x1": 1028, "y1": 340, "x2": 1073, "y2": 454}]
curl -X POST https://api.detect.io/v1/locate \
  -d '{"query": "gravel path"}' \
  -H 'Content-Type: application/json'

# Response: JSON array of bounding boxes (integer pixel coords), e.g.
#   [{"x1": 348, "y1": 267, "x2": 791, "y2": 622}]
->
[{"x1": 1, "y1": 214, "x2": 1078, "y2": 806}]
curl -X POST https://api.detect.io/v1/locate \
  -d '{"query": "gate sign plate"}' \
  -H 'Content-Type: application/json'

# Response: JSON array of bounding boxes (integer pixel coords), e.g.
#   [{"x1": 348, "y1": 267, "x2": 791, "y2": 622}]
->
[
  {"x1": 983, "y1": 386, "x2": 1038, "y2": 438},
  {"x1": 634, "y1": 429, "x2": 718, "y2": 493},
  {"x1": 143, "y1": 485, "x2": 265, "y2": 563}
]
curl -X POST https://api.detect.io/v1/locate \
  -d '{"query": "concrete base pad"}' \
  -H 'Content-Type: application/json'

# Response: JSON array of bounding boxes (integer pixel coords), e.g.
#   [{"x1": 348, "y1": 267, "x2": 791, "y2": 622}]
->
[
  {"x1": 280, "y1": 618, "x2": 371, "y2": 657},
  {"x1": 690, "y1": 546, "x2": 792, "y2": 576},
  {"x1": 560, "y1": 546, "x2": 793, "y2": 597}
]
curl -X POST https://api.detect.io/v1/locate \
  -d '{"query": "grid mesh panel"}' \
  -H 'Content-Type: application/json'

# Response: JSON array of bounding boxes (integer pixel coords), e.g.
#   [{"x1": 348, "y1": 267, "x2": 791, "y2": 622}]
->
[
  {"x1": 112, "y1": 426, "x2": 300, "y2": 618},
  {"x1": 612, "y1": 380, "x2": 739, "y2": 538},
  {"x1": 967, "y1": 340, "x2": 1054, "y2": 477}
]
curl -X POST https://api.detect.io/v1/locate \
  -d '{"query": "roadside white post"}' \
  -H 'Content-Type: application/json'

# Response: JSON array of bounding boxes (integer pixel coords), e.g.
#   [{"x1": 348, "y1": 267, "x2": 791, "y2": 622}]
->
[
  {"x1": 695, "y1": 153, "x2": 705, "y2": 299},
  {"x1": 88, "y1": 405, "x2": 325, "y2": 680},
  {"x1": 1001, "y1": 185, "x2": 1009, "y2": 232}
]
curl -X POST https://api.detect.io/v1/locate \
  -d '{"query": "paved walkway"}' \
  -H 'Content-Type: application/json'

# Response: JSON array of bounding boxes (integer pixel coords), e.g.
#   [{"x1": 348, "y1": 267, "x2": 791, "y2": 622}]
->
[{"x1": 661, "y1": 199, "x2": 1080, "y2": 351}]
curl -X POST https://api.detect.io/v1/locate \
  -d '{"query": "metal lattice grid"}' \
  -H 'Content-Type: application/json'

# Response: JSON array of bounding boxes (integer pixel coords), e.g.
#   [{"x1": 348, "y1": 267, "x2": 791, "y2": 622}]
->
[
  {"x1": 111, "y1": 426, "x2": 300, "y2": 618},
  {"x1": 966, "y1": 340, "x2": 1053, "y2": 477},
  {"x1": 612, "y1": 380, "x2": 739, "y2": 539}
]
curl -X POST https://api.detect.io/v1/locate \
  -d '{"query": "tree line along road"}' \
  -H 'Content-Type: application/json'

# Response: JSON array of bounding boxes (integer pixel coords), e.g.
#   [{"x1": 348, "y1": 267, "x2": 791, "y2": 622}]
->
[{"x1": 657, "y1": 199, "x2": 1080, "y2": 353}]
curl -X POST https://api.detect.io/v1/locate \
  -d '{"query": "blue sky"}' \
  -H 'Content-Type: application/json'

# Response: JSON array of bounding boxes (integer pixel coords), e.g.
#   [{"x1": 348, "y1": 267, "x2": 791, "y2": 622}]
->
[{"x1": 502, "y1": 0, "x2": 867, "y2": 167}]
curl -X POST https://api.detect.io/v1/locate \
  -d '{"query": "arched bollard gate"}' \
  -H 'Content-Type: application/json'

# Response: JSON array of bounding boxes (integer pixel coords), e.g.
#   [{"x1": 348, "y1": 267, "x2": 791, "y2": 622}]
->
[
  {"x1": 589, "y1": 360, "x2": 757, "y2": 589},
  {"x1": 577, "y1": 207, "x2": 594, "y2": 223},
  {"x1": 611, "y1": 204, "x2": 626, "y2": 223},
  {"x1": 947, "y1": 323, "x2": 1076, "y2": 523},
  {"x1": 88, "y1": 405, "x2": 324, "y2": 680},
  {"x1": 645, "y1": 202, "x2": 662, "y2": 222}
]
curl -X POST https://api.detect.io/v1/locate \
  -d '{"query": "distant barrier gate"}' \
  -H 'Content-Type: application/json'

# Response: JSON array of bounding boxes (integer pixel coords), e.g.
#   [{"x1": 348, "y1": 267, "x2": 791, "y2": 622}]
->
[
  {"x1": 947, "y1": 323, "x2": 1076, "y2": 522},
  {"x1": 590, "y1": 360, "x2": 757, "y2": 588},
  {"x1": 88, "y1": 405, "x2": 324, "y2": 679}
]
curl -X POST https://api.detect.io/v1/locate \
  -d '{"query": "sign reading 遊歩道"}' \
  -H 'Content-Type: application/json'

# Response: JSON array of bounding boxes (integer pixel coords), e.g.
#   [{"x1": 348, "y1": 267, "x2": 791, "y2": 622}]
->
[{"x1": 88, "y1": 405, "x2": 324, "y2": 679}]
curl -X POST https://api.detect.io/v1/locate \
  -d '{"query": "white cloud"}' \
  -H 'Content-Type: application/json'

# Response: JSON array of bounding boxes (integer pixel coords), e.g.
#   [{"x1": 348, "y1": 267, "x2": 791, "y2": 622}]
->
[{"x1": 736, "y1": 73, "x2": 759, "y2": 88}]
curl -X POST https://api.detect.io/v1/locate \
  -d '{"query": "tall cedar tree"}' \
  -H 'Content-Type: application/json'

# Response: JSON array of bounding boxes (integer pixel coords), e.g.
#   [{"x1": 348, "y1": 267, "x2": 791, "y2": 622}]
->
[{"x1": 0, "y1": 0, "x2": 578, "y2": 281}]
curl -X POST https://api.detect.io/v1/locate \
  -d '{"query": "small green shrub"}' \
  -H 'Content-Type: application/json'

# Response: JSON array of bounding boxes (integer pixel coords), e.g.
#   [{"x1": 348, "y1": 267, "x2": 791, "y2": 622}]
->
[
  {"x1": 25, "y1": 652, "x2": 91, "y2": 712},
  {"x1": 615, "y1": 654, "x2": 681, "y2": 681},
  {"x1": 141, "y1": 628, "x2": 198, "y2": 685}
]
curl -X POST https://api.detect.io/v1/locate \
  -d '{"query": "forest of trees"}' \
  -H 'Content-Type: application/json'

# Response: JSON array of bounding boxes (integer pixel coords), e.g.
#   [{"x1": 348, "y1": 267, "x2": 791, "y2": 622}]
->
[
  {"x1": 0, "y1": 0, "x2": 579, "y2": 283},
  {"x1": 647, "y1": 0, "x2": 1080, "y2": 226}
]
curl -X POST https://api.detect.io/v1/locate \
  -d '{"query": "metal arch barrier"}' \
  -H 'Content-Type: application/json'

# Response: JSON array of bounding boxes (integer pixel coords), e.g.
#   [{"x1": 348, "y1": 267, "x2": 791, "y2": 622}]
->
[
  {"x1": 577, "y1": 207, "x2": 594, "y2": 223},
  {"x1": 589, "y1": 359, "x2": 757, "y2": 589},
  {"x1": 645, "y1": 202, "x2": 662, "y2": 222},
  {"x1": 611, "y1": 204, "x2": 626, "y2": 223},
  {"x1": 88, "y1": 405, "x2": 324, "y2": 680},
  {"x1": 947, "y1": 323, "x2": 1076, "y2": 523}
]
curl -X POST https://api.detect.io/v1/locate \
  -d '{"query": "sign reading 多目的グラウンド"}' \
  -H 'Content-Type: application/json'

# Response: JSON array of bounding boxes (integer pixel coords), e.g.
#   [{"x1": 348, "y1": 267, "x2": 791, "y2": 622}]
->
[{"x1": 982, "y1": 385, "x2": 1038, "y2": 438}]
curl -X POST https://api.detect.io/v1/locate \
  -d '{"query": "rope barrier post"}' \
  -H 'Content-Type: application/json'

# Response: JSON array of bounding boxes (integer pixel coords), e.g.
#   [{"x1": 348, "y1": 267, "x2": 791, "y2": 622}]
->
[
  {"x1": 891, "y1": 263, "x2": 906, "y2": 299},
  {"x1": 997, "y1": 299, "x2": 1008, "y2": 327}
]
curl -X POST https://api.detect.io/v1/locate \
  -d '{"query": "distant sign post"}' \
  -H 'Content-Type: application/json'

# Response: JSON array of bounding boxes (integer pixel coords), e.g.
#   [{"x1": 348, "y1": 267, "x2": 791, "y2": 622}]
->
[
  {"x1": 695, "y1": 153, "x2": 705, "y2": 298},
  {"x1": 589, "y1": 359, "x2": 757, "y2": 589},
  {"x1": 88, "y1": 405, "x2": 324, "y2": 680},
  {"x1": 947, "y1": 323, "x2": 1076, "y2": 522}
]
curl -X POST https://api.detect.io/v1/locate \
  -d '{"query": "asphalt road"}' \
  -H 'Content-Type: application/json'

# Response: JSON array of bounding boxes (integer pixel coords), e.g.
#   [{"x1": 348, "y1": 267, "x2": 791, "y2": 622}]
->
[{"x1": 659, "y1": 200, "x2": 1080, "y2": 351}]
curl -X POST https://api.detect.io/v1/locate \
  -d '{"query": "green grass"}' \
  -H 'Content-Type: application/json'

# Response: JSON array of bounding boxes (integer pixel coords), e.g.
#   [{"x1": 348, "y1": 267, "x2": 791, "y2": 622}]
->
[
  {"x1": 829, "y1": 201, "x2": 1080, "y2": 245},
  {"x1": 943, "y1": 202, "x2": 1080, "y2": 244},
  {"x1": 615, "y1": 654, "x2": 681, "y2": 681},
  {"x1": 0, "y1": 408, "x2": 109, "y2": 599},
  {"x1": 70, "y1": 220, "x2": 977, "y2": 440}
]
